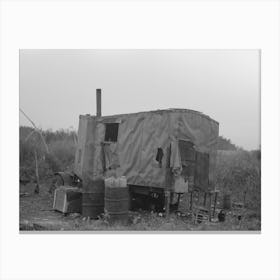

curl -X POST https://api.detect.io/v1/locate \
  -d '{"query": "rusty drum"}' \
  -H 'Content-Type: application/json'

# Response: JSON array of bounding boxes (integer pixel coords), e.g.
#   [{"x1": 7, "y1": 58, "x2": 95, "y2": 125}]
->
[
  {"x1": 104, "y1": 185, "x2": 129, "y2": 224},
  {"x1": 82, "y1": 179, "x2": 105, "y2": 219}
]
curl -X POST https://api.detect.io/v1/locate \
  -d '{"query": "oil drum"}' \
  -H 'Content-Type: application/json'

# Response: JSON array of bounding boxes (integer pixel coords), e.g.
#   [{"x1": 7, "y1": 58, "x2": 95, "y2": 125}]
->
[
  {"x1": 104, "y1": 185, "x2": 129, "y2": 223},
  {"x1": 82, "y1": 179, "x2": 105, "y2": 219}
]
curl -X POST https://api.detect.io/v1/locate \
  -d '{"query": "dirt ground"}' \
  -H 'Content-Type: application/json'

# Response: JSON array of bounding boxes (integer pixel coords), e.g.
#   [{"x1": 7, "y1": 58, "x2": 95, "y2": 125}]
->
[{"x1": 20, "y1": 183, "x2": 261, "y2": 232}]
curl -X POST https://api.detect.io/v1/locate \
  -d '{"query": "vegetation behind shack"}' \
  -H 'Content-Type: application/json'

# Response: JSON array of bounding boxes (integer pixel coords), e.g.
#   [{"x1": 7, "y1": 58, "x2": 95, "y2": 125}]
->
[{"x1": 20, "y1": 126, "x2": 77, "y2": 183}]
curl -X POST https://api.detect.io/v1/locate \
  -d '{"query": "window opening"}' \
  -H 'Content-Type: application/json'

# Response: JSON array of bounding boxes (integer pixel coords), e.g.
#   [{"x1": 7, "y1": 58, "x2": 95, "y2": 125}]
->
[
  {"x1": 104, "y1": 123, "x2": 119, "y2": 142},
  {"x1": 178, "y1": 140, "x2": 196, "y2": 162},
  {"x1": 178, "y1": 140, "x2": 196, "y2": 185}
]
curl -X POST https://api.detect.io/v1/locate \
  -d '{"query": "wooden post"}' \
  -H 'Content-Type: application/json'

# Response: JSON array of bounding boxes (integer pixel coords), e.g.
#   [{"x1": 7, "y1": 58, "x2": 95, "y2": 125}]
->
[
  {"x1": 213, "y1": 191, "x2": 218, "y2": 217},
  {"x1": 197, "y1": 191, "x2": 200, "y2": 205},
  {"x1": 34, "y1": 149, "x2": 40, "y2": 194},
  {"x1": 189, "y1": 191, "x2": 193, "y2": 211},
  {"x1": 208, "y1": 192, "x2": 212, "y2": 221},
  {"x1": 203, "y1": 192, "x2": 207, "y2": 206},
  {"x1": 165, "y1": 190, "x2": 171, "y2": 218},
  {"x1": 177, "y1": 193, "x2": 181, "y2": 207}
]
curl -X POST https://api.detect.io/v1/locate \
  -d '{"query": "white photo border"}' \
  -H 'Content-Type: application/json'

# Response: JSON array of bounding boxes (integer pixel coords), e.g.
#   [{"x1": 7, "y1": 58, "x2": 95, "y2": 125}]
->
[{"x1": 0, "y1": 1, "x2": 279, "y2": 279}]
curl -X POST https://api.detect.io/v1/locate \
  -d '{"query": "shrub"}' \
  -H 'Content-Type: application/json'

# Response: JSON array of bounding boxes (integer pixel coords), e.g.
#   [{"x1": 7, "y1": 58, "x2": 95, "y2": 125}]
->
[
  {"x1": 20, "y1": 126, "x2": 77, "y2": 181},
  {"x1": 215, "y1": 150, "x2": 261, "y2": 214},
  {"x1": 48, "y1": 139, "x2": 76, "y2": 170}
]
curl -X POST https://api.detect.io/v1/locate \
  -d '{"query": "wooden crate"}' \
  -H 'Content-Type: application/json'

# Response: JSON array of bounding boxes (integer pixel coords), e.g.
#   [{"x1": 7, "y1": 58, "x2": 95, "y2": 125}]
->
[{"x1": 53, "y1": 186, "x2": 82, "y2": 214}]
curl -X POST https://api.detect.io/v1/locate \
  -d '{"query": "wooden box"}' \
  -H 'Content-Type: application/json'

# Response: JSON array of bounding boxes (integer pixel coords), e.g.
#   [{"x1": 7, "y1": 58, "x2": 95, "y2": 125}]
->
[{"x1": 53, "y1": 186, "x2": 82, "y2": 214}]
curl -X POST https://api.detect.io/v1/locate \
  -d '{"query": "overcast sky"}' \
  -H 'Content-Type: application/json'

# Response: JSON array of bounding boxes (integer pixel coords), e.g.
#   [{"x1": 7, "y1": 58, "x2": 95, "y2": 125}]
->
[{"x1": 19, "y1": 49, "x2": 260, "y2": 150}]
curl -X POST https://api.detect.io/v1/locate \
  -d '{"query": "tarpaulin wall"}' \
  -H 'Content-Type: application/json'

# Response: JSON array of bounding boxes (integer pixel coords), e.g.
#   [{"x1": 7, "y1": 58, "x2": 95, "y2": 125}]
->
[
  {"x1": 75, "y1": 110, "x2": 219, "y2": 191},
  {"x1": 74, "y1": 115, "x2": 96, "y2": 189}
]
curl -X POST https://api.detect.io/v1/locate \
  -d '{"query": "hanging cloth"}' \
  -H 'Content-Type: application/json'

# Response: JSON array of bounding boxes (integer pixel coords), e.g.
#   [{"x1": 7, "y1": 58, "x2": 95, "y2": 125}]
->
[
  {"x1": 170, "y1": 140, "x2": 182, "y2": 176},
  {"x1": 103, "y1": 142, "x2": 120, "y2": 170}
]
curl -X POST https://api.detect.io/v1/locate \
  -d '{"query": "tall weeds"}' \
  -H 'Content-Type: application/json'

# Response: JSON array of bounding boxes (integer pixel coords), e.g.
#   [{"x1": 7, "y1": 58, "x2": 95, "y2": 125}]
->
[
  {"x1": 20, "y1": 126, "x2": 77, "y2": 181},
  {"x1": 215, "y1": 150, "x2": 261, "y2": 215}
]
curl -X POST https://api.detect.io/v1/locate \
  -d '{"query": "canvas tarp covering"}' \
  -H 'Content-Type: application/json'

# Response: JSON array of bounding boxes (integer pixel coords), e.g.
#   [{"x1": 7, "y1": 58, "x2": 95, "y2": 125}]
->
[
  {"x1": 74, "y1": 115, "x2": 96, "y2": 189},
  {"x1": 74, "y1": 109, "x2": 219, "y2": 191}
]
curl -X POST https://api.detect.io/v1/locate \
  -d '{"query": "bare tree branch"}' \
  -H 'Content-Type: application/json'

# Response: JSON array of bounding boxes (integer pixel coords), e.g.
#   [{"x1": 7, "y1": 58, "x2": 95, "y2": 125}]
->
[
  {"x1": 20, "y1": 108, "x2": 49, "y2": 154},
  {"x1": 24, "y1": 129, "x2": 36, "y2": 142}
]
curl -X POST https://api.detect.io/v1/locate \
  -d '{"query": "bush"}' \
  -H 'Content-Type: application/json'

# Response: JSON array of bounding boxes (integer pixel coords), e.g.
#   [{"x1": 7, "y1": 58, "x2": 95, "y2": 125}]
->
[
  {"x1": 20, "y1": 126, "x2": 77, "y2": 182},
  {"x1": 215, "y1": 150, "x2": 261, "y2": 214},
  {"x1": 48, "y1": 139, "x2": 76, "y2": 170}
]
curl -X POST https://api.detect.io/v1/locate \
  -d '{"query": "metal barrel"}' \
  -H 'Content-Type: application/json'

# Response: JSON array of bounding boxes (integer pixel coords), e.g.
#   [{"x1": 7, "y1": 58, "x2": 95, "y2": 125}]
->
[
  {"x1": 104, "y1": 186, "x2": 129, "y2": 223},
  {"x1": 82, "y1": 179, "x2": 105, "y2": 219},
  {"x1": 223, "y1": 194, "x2": 232, "y2": 210}
]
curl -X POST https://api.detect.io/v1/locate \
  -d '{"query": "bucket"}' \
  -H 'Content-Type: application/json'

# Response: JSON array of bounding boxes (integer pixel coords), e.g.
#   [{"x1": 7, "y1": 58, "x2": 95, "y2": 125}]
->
[
  {"x1": 105, "y1": 176, "x2": 127, "y2": 188},
  {"x1": 223, "y1": 194, "x2": 232, "y2": 210},
  {"x1": 105, "y1": 177, "x2": 115, "y2": 188},
  {"x1": 104, "y1": 185, "x2": 129, "y2": 223},
  {"x1": 82, "y1": 179, "x2": 105, "y2": 218},
  {"x1": 118, "y1": 176, "x2": 127, "y2": 188}
]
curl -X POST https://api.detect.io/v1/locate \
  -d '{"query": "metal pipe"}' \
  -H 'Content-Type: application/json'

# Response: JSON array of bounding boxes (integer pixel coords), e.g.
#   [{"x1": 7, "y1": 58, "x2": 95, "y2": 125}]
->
[{"x1": 96, "y1": 89, "x2": 102, "y2": 117}]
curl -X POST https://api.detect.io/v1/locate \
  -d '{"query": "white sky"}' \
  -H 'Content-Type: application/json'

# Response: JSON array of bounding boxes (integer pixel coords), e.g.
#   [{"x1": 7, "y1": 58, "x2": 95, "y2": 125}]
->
[{"x1": 19, "y1": 49, "x2": 260, "y2": 150}]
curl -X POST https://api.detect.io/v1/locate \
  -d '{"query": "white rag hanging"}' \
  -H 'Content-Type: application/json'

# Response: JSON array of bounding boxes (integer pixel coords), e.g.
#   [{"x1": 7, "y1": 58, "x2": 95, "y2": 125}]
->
[
  {"x1": 170, "y1": 140, "x2": 182, "y2": 176},
  {"x1": 103, "y1": 142, "x2": 120, "y2": 170}
]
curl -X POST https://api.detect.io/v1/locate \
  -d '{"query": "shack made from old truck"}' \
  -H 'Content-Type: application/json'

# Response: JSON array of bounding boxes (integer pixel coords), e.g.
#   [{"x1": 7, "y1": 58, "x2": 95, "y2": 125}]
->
[{"x1": 74, "y1": 109, "x2": 219, "y2": 196}]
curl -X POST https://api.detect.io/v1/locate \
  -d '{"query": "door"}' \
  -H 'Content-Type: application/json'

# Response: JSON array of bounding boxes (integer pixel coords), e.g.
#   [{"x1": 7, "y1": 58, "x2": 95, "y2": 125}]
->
[
  {"x1": 102, "y1": 122, "x2": 120, "y2": 172},
  {"x1": 178, "y1": 139, "x2": 196, "y2": 188},
  {"x1": 177, "y1": 139, "x2": 210, "y2": 191}
]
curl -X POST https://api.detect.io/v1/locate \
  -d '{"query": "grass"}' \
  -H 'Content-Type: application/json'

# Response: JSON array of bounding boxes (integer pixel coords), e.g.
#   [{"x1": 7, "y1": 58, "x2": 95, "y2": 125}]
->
[{"x1": 20, "y1": 182, "x2": 260, "y2": 232}]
